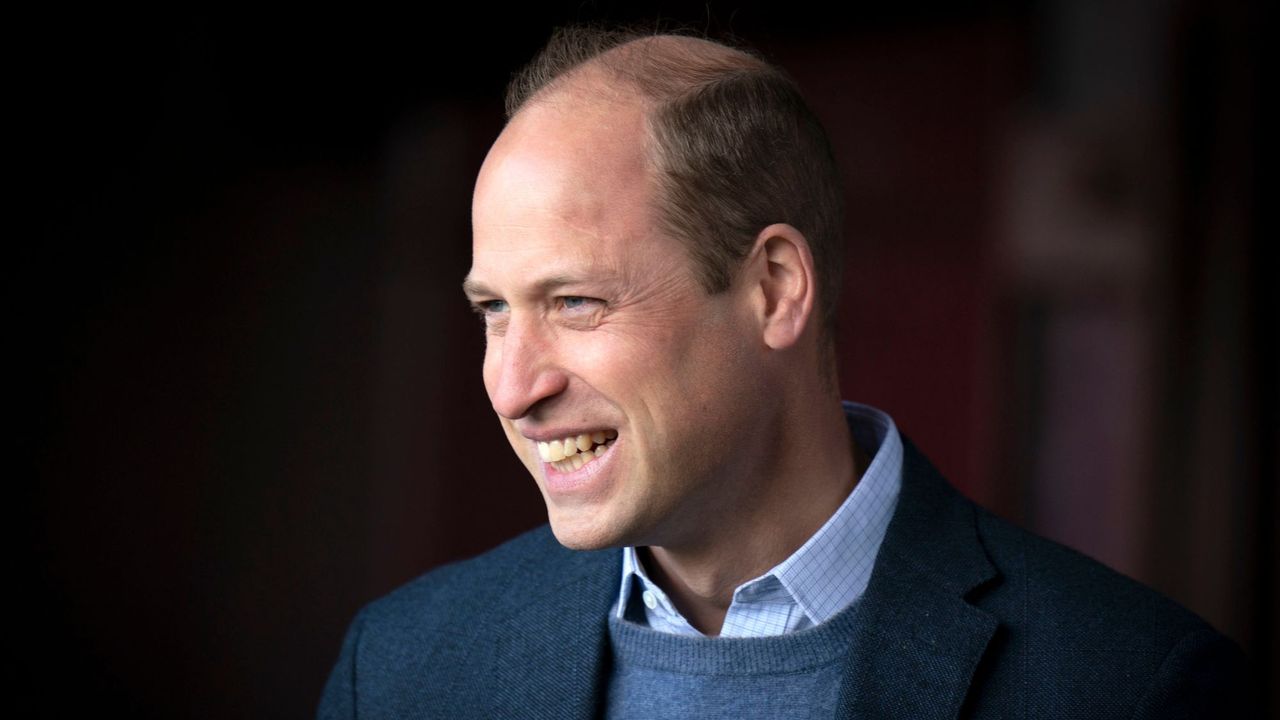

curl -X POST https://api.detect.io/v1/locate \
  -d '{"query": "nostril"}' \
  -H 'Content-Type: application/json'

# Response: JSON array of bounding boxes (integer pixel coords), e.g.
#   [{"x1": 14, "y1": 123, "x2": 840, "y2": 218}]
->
[{"x1": 489, "y1": 367, "x2": 569, "y2": 421}]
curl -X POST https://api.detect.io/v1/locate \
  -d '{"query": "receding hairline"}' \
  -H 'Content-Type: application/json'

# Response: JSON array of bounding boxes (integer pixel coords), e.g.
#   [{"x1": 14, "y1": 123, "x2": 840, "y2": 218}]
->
[{"x1": 508, "y1": 32, "x2": 770, "y2": 119}]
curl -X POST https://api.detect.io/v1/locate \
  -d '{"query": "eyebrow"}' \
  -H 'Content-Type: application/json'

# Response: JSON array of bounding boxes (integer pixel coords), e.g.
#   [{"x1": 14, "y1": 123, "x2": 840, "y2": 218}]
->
[
  {"x1": 461, "y1": 273, "x2": 587, "y2": 300},
  {"x1": 460, "y1": 276, "x2": 493, "y2": 300}
]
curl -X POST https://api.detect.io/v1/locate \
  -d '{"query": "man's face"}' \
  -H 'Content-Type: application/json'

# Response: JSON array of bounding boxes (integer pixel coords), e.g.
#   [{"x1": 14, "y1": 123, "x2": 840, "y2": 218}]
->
[{"x1": 466, "y1": 86, "x2": 766, "y2": 550}]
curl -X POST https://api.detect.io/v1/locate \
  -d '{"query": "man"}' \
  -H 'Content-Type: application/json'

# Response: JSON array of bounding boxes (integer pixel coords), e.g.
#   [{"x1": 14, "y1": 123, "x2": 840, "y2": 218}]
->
[{"x1": 319, "y1": 28, "x2": 1250, "y2": 718}]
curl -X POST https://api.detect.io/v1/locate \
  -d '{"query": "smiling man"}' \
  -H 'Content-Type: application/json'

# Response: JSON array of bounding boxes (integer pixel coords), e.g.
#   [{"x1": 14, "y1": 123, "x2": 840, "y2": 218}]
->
[
  {"x1": 461, "y1": 52, "x2": 862, "y2": 632},
  {"x1": 319, "y1": 28, "x2": 1250, "y2": 719}
]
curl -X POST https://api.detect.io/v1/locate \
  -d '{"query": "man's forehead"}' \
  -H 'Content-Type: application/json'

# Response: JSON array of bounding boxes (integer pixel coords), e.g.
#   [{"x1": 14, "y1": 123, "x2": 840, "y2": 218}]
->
[
  {"x1": 473, "y1": 151, "x2": 640, "y2": 233},
  {"x1": 471, "y1": 135, "x2": 654, "y2": 258},
  {"x1": 462, "y1": 264, "x2": 617, "y2": 298},
  {"x1": 463, "y1": 239, "x2": 629, "y2": 298},
  {"x1": 466, "y1": 197, "x2": 690, "y2": 301}
]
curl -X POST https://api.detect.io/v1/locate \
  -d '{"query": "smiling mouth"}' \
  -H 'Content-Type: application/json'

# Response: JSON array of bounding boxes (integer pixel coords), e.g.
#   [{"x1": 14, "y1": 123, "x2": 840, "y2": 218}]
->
[{"x1": 537, "y1": 429, "x2": 618, "y2": 472}]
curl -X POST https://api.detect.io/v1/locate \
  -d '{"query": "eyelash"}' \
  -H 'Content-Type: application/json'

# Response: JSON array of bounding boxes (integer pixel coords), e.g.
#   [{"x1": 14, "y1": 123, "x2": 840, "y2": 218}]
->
[
  {"x1": 473, "y1": 299, "x2": 508, "y2": 315},
  {"x1": 470, "y1": 297, "x2": 602, "y2": 319},
  {"x1": 558, "y1": 296, "x2": 599, "y2": 312}
]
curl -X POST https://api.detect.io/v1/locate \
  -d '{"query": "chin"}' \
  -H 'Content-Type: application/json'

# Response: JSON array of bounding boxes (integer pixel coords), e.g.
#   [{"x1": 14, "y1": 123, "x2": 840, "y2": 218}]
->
[{"x1": 544, "y1": 508, "x2": 630, "y2": 551}]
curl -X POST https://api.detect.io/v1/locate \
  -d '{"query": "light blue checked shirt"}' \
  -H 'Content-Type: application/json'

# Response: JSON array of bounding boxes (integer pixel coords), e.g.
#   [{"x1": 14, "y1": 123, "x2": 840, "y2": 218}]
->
[{"x1": 615, "y1": 401, "x2": 903, "y2": 637}]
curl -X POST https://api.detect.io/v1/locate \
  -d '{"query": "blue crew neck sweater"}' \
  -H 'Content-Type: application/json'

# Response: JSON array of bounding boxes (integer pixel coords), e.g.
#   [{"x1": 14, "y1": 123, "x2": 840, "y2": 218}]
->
[{"x1": 604, "y1": 592, "x2": 864, "y2": 719}]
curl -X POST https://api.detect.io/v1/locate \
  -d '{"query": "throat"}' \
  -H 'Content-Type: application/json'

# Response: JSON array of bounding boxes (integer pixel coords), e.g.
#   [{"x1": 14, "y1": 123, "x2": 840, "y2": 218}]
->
[{"x1": 636, "y1": 547, "x2": 734, "y2": 636}]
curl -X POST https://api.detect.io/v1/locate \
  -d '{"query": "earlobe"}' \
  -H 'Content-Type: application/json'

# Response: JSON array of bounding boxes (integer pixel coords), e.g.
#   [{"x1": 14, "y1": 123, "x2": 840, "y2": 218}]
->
[{"x1": 747, "y1": 223, "x2": 816, "y2": 350}]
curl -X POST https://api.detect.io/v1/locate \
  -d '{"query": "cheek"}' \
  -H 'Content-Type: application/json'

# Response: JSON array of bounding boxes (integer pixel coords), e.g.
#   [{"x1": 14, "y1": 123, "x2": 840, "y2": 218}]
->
[
  {"x1": 578, "y1": 312, "x2": 693, "y2": 368},
  {"x1": 571, "y1": 324, "x2": 726, "y2": 430},
  {"x1": 567, "y1": 332, "x2": 679, "y2": 405}
]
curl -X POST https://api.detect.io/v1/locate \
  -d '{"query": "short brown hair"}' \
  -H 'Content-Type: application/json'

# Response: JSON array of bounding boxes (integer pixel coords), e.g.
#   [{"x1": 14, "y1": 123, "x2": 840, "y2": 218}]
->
[{"x1": 506, "y1": 26, "x2": 845, "y2": 338}]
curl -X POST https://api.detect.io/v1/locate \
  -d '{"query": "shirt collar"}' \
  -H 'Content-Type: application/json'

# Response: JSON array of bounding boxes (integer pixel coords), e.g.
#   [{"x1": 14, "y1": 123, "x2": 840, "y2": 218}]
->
[{"x1": 616, "y1": 401, "x2": 903, "y2": 634}]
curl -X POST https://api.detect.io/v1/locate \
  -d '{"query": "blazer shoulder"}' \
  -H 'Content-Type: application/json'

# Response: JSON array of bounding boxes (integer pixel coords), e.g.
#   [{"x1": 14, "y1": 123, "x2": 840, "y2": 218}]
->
[
  {"x1": 359, "y1": 524, "x2": 614, "y2": 635},
  {"x1": 971, "y1": 507, "x2": 1256, "y2": 715},
  {"x1": 971, "y1": 504, "x2": 1229, "y2": 653},
  {"x1": 319, "y1": 527, "x2": 615, "y2": 717}
]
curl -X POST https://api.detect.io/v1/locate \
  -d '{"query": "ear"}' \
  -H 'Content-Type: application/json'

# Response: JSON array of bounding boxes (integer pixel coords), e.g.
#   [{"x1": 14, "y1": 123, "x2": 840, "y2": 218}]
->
[{"x1": 741, "y1": 223, "x2": 816, "y2": 350}]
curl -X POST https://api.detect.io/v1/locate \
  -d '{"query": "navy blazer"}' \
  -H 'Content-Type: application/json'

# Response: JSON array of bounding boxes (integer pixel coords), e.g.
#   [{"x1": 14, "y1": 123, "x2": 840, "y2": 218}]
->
[{"x1": 318, "y1": 440, "x2": 1252, "y2": 718}]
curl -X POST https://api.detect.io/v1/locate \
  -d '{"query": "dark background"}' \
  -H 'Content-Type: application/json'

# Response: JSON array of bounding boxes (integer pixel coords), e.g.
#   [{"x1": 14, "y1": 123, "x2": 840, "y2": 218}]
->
[{"x1": 19, "y1": 2, "x2": 1272, "y2": 717}]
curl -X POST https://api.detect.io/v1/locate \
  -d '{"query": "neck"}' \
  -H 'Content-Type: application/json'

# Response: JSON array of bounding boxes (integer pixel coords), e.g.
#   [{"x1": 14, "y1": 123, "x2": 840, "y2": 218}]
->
[{"x1": 641, "y1": 398, "x2": 867, "y2": 636}]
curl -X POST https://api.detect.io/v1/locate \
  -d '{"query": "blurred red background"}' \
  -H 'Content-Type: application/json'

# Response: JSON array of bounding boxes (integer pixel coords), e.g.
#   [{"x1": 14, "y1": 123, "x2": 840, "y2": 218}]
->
[{"x1": 19, "y1": 2, "x2": 1272, "y2": 717}]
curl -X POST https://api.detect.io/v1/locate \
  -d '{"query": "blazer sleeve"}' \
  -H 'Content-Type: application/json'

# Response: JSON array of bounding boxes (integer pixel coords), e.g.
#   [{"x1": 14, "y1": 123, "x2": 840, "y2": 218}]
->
[
  {"x1": 1128, "y1": 625, "x2": 1259, "y2": 719},
  {"x1": 317, "y1": 607, "x2": 368, "y2": 720}
]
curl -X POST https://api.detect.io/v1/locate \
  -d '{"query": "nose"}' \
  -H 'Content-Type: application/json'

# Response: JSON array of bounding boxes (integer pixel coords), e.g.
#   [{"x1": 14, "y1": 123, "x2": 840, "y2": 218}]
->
[{"x1": 484, "y1": 313, "x2": 569, "y2": 420}]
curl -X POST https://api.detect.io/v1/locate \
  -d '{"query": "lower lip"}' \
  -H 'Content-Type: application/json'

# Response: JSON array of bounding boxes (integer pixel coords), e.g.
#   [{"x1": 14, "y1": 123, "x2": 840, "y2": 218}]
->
[{"x1": 541, "y1": 438, "x2": 620, "y2": 496}]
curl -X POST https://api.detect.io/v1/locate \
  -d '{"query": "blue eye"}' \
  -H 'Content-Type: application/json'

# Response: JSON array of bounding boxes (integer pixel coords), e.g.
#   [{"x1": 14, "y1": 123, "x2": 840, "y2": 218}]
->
[
  {"x1": 483, "y1": 299, "x2": 509, "y2": 313},
  {"x1": 559, "y1": 296, "x2": 604, "y2": 314}
]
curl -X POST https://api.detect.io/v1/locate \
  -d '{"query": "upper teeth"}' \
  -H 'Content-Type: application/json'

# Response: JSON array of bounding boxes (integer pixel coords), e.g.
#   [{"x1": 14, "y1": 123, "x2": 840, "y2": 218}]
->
[{"x1": 537, "y1": 429, "x2": 617, "y2": 462}]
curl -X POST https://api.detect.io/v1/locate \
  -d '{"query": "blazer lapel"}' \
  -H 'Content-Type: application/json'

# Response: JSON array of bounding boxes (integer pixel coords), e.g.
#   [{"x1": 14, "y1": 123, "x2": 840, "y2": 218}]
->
[
  {"x1": 835, "y1": 438, "x2": 1000, "y2": 720},
  {"x1": 482, "y1": 543, "x2": 618, "y2": 719}
]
